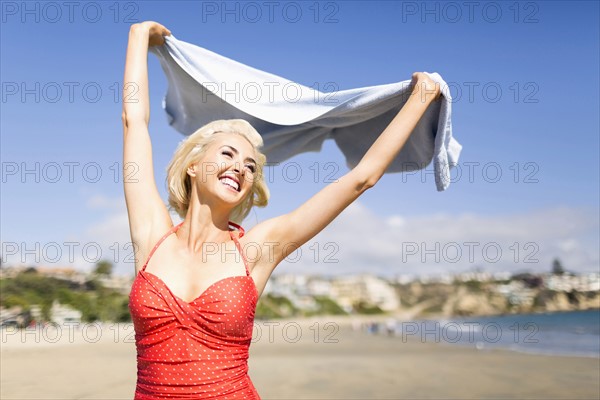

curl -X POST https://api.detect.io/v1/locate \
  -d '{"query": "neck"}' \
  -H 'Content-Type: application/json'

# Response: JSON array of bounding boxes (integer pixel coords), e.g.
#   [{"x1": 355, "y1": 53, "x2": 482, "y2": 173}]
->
[{"x1": 179, "y1": 199, "x2": 233, "y2": 254}]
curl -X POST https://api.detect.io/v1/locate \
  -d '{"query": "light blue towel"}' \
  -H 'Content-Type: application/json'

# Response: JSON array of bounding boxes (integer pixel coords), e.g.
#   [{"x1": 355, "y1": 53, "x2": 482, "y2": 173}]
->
[{"x1": 150, "y1": 36, "x2": 462, "y2": 191}]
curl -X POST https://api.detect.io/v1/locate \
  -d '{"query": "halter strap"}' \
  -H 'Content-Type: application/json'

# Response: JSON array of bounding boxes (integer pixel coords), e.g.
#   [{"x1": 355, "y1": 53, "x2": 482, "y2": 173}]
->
[
  {"x1": 228, "y1": 221, "x2": 245, "y2": 237},
  {"x1": 140, "y1": 221, "x2": 248, "y2": 275},
  {"x1": 141, "y1": 222, "x2": 184, "y2": 272},
  {"x1": 229, "y1": 229, "x2": 250, "y2": 276}
]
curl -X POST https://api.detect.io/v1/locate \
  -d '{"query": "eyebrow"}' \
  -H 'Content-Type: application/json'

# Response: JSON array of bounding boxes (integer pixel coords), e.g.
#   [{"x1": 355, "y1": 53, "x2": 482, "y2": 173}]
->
[{"x1": 220, "y1": 145, "x2": 257, "y2": 166}]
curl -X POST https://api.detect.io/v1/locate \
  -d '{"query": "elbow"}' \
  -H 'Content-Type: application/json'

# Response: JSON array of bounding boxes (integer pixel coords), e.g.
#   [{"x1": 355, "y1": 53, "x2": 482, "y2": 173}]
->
[
  {"x1": 361, "y1": 178, "x2": 377, "y2": 192},
  {"x1": 356, "y1": 175, "x2": 378, "y2": 194},
  {"x1": 129, "y1": 23, "x2": 142, "y2": 34},
  {"x1": 121, "y1": 111, "x2": 147, "y2": 129},
  {"x1": 351, "y1": 168, "x2": 379, "y2": 194},
  {"x1": 121, "y1": 112, "x2": 132, "y2": 131}
]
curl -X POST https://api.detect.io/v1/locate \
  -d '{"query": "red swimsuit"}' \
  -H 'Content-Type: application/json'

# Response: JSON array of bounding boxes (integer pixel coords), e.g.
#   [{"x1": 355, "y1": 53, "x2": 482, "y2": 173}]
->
[{"x1": 128, "y1": 222, "x2": 261, "y2": 399}]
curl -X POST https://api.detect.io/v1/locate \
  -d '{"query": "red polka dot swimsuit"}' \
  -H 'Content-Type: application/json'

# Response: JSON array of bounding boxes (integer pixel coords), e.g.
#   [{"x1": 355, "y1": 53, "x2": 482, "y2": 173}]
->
[{"x1": 129, "y1": 222, "x2": 261, "y2": 399}]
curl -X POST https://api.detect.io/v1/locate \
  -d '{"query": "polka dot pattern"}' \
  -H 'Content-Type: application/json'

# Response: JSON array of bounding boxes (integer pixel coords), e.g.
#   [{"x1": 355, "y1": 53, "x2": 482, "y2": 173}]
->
[{"x1": 129, "y1": 222, "x2": 261, "y2": 399}]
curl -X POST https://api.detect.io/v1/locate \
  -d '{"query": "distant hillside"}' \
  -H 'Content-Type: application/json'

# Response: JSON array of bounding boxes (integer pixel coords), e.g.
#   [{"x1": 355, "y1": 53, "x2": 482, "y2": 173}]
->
[{"x1": 395, "y1": 280, "x2": 600, "y2": 318}]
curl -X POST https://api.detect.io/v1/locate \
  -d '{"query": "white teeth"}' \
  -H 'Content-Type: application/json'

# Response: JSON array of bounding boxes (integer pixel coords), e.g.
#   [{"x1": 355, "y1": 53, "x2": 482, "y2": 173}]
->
[{"x1": 220, "y1": 177, "x2": 239, "y2": 191}]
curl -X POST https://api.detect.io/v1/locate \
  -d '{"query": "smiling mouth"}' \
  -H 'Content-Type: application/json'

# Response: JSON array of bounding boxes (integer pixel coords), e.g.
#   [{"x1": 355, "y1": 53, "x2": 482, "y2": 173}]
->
[{"x1": 219, "y1": 176, "x2": 240, "y2": 192}]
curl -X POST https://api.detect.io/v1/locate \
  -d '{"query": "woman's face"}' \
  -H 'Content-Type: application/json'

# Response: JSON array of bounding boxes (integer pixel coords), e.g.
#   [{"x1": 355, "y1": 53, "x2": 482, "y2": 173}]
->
[{"x1": 188, "y1": 132, "x2": 258, "y2": 209}]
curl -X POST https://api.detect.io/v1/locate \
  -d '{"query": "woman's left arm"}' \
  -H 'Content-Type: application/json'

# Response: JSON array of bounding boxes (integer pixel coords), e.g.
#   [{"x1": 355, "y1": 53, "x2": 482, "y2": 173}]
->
[{"x1": 248, "y1": 73, "x2": 440, "y2": 272}]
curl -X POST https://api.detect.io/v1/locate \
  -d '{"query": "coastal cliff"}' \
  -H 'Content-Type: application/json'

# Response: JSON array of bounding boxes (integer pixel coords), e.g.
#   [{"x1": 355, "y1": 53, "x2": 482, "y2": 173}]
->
[{"x1": 396, "y1": 281, "x2": 600, "y2": 318}]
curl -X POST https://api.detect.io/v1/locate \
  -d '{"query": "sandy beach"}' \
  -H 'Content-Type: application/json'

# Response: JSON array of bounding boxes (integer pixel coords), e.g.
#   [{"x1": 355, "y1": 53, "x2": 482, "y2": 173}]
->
[{"x1": 1, "y1": 319, "x2": 598, "y2": 400}]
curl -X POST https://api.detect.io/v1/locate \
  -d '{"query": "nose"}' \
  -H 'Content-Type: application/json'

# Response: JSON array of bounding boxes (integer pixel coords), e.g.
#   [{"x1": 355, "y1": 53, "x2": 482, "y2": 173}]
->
[{"x1": 232, "y1": 162, "x2": 243, "y2": 176}]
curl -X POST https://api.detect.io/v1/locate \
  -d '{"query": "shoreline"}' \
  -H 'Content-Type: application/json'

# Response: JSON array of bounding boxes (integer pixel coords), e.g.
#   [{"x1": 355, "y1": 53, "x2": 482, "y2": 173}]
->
[
  {"x1": 2, "y1": 310, "x2": 599, "y2": 359},
  {"x1": 258, "y1": 311, "x2": 600, "y2": 357},
  {"x1": 1, "y1": 322, "x2": 599, "y2": 399}
]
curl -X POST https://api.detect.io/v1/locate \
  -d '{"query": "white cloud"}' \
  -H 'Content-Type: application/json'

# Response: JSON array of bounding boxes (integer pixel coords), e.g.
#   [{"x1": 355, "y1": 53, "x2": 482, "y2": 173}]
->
[
  {"x1": 85, "y1": 210, "x2": 132, "y2": 248},
  {"x1": 76, "y1": 195, "x2": 599, "y2": 278},
  {"x1": 75, "y1": 195, "x2": 183, "y2": 275},
  {"x1": 85, "y1": 194, "x2": 126, "y2": 210},
  {"x1": 277, "y1": 203, "x2": 600, "y2": 277},
  {"x1": 386, "y1": 215, "x2": 406, "y2": 228},
  {"x1": 556, "y1": 238, "x2": 579, "y2": 253}
]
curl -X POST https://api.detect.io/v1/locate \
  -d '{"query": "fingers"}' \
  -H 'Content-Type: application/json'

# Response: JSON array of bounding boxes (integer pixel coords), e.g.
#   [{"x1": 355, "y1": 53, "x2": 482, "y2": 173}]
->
[
  {"x1": 159, "y1": 27, "x2": 172, "y2": 38},
  {"x1": 138, "y1": 21, "x2": 171, "y2": 34},
  {"x1": 155, "y1": 22, "x2": 171, "y2": 36},
  {"x1": 408, "y1": 72, "x2": 442, "y2": 102}
]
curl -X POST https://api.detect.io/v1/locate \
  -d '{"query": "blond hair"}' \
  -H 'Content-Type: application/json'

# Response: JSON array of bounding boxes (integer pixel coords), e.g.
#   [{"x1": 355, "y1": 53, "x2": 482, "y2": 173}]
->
[{"x1": 166, "y1": 119, "x2": 269, "y2": 223}]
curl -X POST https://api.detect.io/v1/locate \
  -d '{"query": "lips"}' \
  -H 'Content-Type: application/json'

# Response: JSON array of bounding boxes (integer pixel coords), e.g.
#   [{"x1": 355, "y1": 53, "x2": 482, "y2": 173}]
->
[{"x1": 219, "y1": 175, "x2": 240, "y2": 192}]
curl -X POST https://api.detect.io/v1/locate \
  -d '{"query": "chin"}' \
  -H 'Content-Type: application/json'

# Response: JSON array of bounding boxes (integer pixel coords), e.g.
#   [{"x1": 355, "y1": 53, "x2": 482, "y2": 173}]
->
[{"x1": 219, "y1": 189, "x2": 247, "y2": 206}]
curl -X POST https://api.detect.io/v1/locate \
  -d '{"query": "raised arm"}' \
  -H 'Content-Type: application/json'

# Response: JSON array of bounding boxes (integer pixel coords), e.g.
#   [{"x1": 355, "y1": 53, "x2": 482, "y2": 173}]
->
[
  {"x1": 122, "y1": 21, "x2": 172, "y2": 271},
  {"x1": 247, "y1": 74, "x2": 440, "y2": 278}
]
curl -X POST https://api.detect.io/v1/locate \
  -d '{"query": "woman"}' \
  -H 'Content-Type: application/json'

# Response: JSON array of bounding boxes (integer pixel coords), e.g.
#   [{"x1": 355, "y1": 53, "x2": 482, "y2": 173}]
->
[{"x1": 123, "y1": 21, "x2": 440, "y2": 400}]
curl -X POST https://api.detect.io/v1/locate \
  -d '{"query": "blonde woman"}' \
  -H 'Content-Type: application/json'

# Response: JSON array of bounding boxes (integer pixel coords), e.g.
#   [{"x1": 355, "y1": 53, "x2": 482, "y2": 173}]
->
[{"x1": 123, "y1": 21, "x2": 440, "y2": 400}]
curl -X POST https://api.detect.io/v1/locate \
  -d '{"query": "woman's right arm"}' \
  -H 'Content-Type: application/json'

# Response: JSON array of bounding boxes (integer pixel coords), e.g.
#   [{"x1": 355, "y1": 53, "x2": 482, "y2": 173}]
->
[{"x1": 122, "y1": 22, "x2": 172, "y2": 271}]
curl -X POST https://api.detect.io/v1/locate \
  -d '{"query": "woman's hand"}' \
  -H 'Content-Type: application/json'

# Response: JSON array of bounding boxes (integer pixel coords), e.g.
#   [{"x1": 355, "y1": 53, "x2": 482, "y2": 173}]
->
[
  {"x1": 410, "y1": 72, "x2": 441, "y2": 103},
  {"x1": 131, "y1": 21, "x2": 172, "y2": 47}
]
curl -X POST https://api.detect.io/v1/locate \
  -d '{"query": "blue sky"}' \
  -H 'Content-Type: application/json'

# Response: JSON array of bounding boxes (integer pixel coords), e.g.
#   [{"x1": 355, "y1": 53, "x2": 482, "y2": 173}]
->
[{"x1": 1, "y1": 0, "x2": 598, "y2": 277}]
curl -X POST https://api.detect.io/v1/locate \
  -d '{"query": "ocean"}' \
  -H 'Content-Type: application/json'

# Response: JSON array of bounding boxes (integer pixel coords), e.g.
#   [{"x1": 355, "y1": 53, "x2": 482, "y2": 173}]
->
[{"x1": 396, "y1": 309, "x2": 600, "y2": 358}]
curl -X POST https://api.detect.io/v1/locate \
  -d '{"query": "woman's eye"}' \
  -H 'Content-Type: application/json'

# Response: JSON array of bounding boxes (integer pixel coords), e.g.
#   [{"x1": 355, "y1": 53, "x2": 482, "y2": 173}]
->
[
  {"x1": 246, "y1": 165, "x2": 256, "y2": 173},
  {"x1": 222, "y1": 151, "x2": 233, "y2": 158}
]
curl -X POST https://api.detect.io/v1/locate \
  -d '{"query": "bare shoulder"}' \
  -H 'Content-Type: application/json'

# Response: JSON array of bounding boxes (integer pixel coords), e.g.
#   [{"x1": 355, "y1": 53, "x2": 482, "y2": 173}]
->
[
  {"x1": 237, "y1": 217, "x2": 285, "y2": 278},
  {"x1": 132, "y1": 217, "x2": 176, "y2": 274}
]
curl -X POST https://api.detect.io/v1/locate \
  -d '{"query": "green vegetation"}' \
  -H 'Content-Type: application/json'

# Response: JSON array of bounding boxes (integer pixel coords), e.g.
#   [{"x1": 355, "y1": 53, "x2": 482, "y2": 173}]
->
[
  {"x1": 552, "y1": 258, "x2": 565, "y2": 275},
  {"x1": 533, "y1": 289, "x2": 558, "y2": 308},
  {"x1": 255, "y1": 294, "x2": 298, "y2": 319},
  {"x1": 311, "y1": 296, "x2": 347, "y2": 316},
  {"x1": 0, "y1": 272, "x2": 131, "y2": 322},
  {"x1": 255, "y1": 294, "x2": 347, "y2": 319},
  {"x1": 94, "y1": 260, "x2": 113, "y2": 276},
  {"x1": 423, "y1": 303, "x2": 444, "y2": 314},
  {"x1": 463, "y1": 280, "x2": 483, "y2": 291},
  {"x1": 353, "y1": 301, "x2": 384, "y2": 314},
  {"x1": 2, "y1": 271, "x2": 380, "y2": 323}
]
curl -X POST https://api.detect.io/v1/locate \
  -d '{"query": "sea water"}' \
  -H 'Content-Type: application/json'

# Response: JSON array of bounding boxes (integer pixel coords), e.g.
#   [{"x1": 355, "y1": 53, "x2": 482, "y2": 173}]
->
[{"x1": 396, "y1": 309, "x2": 600, "y2": 358}]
